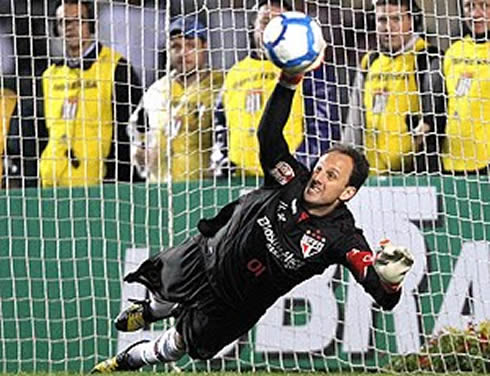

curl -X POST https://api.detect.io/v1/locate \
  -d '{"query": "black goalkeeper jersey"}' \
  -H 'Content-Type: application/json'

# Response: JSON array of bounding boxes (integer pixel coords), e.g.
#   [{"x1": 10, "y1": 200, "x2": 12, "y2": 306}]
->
[{"x1": 197, "y1": 83, "x2": 400, "y2": 319}]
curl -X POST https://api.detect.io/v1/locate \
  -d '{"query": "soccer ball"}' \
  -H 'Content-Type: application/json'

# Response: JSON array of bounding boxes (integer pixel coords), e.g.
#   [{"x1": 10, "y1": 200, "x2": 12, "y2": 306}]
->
[{"x1": 263, "y1": 11, "x2": 325, "y2": 74}]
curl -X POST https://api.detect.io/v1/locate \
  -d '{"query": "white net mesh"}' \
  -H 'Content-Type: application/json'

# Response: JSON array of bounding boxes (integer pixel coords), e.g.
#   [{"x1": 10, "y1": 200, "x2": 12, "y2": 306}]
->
[{"x1": 0, "y1": 0, "x2": 489, "y2": 373}]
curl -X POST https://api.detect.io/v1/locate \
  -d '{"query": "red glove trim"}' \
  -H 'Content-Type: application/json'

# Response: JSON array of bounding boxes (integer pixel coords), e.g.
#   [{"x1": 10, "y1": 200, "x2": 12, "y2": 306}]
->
[{"x1": 346, "y1": 249, "x2": 374, "y2": 281}]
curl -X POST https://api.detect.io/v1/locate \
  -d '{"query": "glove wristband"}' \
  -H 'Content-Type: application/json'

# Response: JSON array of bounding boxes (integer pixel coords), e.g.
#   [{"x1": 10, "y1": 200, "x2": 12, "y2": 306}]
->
[
  {"x1": 380, "y1": 279, "x2": 401, "y2": 294},
  {"x1": 279, "y1": 72, "x2": 304, "y2": 90}
]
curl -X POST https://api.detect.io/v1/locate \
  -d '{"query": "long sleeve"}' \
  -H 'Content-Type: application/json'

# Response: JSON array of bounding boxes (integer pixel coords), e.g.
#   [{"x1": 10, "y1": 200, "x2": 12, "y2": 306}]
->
[
  {"x1": 257, "y1": 83, "x2": 296, "y2": 170},
  {"x1": 6, "y1": 80, "x2": 48, "y2": 188},
  {"x1": 257, "y1": 82, "x2": 308, "y2": 187},
  {"x1": 295, "y1": 63, "x2": 341, "y2": 169},
  {"x1": 342, "y1": 234, "x2": 402, "y2": 310},
  {"x1": 342, "y1": 71, "x2": 365, "y2": 150},
  {"x1": 210, "y1": 90, "x2": 236, "y2": 178},
  {"x1": 108, "y1": 58, "x2": 144, "y2": 183},
  {"x1": 360, "y1": 267, "x2": 402, "y2": 310},
  {"x1": 419, "y1": 54, "x2": 447, "y2": 172},
  {"x1": 422, "y1": 57, "x2": 447, "y2": 140}
]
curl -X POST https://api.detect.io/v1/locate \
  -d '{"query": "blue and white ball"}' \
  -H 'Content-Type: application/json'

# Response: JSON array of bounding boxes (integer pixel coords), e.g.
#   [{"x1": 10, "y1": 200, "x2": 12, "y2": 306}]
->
[{"x1": 263, "y1": 11, "x2": 325, "y2": 74}]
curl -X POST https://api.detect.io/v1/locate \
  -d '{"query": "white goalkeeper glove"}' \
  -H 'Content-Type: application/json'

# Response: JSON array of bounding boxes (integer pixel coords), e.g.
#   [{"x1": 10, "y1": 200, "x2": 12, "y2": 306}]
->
[{"x1": 374, "y1": 239, "x2": 414, "y2": 289}]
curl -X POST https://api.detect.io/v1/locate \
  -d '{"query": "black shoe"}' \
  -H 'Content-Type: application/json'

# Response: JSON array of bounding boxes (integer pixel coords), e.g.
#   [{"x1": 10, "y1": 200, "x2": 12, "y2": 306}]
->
[
  {"x1": 114, "y1": 299, "x2": 153, "y2": 332},
  {"x1": 90, "y1": 339, "x2": 149, "y2": 373},
  {"x1": 115, "y1": 299, "x2": 182, "y2": 332}
]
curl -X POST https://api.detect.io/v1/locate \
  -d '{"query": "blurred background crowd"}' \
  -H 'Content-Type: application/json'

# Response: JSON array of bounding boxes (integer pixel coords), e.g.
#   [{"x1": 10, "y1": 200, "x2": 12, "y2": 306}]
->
[{"x1": 0, "y1": 0, "x2": 485, "y2": 189}]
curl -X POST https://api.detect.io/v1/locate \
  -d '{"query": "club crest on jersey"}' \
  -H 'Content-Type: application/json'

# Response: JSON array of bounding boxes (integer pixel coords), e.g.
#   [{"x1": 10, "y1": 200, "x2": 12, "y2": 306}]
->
[
  {"x1": 270, "y1": 161, "x2": 295, "y2": 185},
  {"x1": 300, "y1": 229, "x2": 326, "y2": 258}
]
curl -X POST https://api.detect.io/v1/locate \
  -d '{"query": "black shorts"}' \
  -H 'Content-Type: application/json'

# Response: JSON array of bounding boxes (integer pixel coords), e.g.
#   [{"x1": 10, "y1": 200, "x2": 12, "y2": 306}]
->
[{"x1": 124, "y1": 235, "x2": 259, "y2": 360}]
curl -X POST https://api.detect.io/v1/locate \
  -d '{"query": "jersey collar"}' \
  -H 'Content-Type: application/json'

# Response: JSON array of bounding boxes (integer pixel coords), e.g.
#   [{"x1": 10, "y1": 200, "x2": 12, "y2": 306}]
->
[{"x1": 53, "y1": 42, "x2": 101, "y2": 70}]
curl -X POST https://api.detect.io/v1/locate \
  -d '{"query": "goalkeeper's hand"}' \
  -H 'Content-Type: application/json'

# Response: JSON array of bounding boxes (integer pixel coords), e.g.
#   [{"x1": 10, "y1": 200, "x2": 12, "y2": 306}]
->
[
  {"x1": 374, "y1": 239, "x2": 414, "y2": 291},
  {"x1": 279, "y1": 43, "x2": 326, "y2": 89}
]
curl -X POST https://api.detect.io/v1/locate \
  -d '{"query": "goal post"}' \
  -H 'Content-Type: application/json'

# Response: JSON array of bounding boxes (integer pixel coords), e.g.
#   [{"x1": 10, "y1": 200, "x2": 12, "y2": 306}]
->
[{"x1": 0, "y1": 0, "x2": 489, "y2": 373}]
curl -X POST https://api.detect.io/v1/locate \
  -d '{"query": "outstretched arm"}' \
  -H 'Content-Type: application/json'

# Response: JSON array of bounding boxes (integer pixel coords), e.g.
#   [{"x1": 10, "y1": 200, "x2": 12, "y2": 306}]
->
[
  {"x1": 343, "y1": 237, "x2": 414, "y2": 310},
  {"x1": 257, "y1": 81, "x2": 297, "y2": 171},
  {"x1": 257, "y1": 77, "x2": 307, "y2": 187},
  {"x1": 257, "y1": 48, "x2": 325, "y2": 186}
]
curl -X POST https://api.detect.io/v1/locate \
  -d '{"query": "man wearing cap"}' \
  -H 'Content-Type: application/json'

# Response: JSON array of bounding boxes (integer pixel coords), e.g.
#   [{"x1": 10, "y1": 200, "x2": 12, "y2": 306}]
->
[
  {"x1": 129, "y1": 15, "x2": 223, "y2": 183},
  {"x1": 210, "y1": 0, "x2": 340, "y2": 178},
  {"x1": 26, "y1": 0, "x2": 143, "y2": 187}
]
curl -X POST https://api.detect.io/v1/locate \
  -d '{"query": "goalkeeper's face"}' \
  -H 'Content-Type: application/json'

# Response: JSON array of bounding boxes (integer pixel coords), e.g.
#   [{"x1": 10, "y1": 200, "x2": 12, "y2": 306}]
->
[
  {"x1": 375, "y1": 4, "x2": 413, "y2": 54},
  {"x1": 303, "y1": 152, "x2": 357, "y2": 215}
]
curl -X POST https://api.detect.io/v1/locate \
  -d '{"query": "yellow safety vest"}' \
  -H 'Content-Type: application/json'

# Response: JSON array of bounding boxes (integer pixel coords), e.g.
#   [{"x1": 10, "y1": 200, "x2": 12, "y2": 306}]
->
[
  {"x1": 0, "y1": 88, "x2": 17, "y2": 183},
  {"x1": 146, "y1": 70, "x2": 224, "y2": 183},
  {"x1": 443, "y1": 36, "x2": 490, "y2": 172},
  {"x1": 223, "y1": 56, "x2": 304, "y2": 176},
  {"x1": 40, "y1": 46, "x2": 122, "y2": 187},
  {"x1": 363, "y1": 38, "x2": 428, "y2": 174}
]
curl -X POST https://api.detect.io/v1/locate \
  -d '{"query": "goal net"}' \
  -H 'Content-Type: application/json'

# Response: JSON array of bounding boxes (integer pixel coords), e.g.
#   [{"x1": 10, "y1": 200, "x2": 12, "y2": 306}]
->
[{"x1": 0, "y1": 0, "x2": 489, "y2": 373}]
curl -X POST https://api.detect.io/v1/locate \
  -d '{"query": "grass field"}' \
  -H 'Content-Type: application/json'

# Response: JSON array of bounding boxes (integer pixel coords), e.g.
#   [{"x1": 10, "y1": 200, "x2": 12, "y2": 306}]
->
[{"x1": 4, "y1": 372, "x2": 486, "y2": 376}]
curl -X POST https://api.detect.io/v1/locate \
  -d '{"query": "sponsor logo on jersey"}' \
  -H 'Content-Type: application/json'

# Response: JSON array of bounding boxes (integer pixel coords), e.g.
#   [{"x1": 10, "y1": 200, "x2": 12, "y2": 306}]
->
[
  {"x1": 455, "y1": 72, "x2": 473, "y2": 97},
  {"x1": 61, "y1": 96, "x2": 79, "y2": 120},
  {"x1": 291, "y1": 198, "x2": 298, "y2": 215},
  {"x1": 257, "y1": 215, "x2": 304, "y2": 270},
  {"x1": 270, "y1": 161, "x2": 295, "y2": 185},
  {"x1": 245, "y1": 89, "x2": 263, "y2": 113},
  {"x1": 300, "y1": 229, "x2": 326, "y2": 258},
  {"x1": 372, "y1": 88, "x2": 389, "y2": 114},
  {"x1": 276, "y1": 201, "x2": 289, "y2": 222},
  {"x1": 54, "y1": 80, "x2": 97, "y2": 91}
]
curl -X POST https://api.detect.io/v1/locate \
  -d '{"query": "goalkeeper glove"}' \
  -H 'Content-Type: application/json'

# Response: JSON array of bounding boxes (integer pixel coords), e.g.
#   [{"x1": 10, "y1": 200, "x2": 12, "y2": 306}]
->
[{"x1": 374, "y1": 239, "x2": 414, "y2": 291}]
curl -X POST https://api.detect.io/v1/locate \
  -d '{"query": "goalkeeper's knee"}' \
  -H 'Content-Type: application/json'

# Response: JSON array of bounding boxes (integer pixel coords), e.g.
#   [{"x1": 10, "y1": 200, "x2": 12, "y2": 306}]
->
[{"x1": 140, "y1": 327, "x2": 186, "y2": 365}]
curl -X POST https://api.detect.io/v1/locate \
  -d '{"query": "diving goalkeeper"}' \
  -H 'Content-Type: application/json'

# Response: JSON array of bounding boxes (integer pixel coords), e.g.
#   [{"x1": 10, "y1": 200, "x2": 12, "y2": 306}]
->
[{"x1": 92, "y1": 51, "x2": 414, "y2": 374}]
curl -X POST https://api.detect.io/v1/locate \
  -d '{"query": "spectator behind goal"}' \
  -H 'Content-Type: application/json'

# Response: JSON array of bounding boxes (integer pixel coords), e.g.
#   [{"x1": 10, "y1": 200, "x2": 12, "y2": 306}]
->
[
  {"x1": 427, "y1": 0, "x2": 490, "y2": 174},
  {"x1": 129, "y1": 15, "x2": 224, "y2": 183},
  {"x1": 30, "y1": 0, "x2": 143, "y2": 187},
  {"x1": 343, "y1": 0, "x2": 443, "y2": 174}
]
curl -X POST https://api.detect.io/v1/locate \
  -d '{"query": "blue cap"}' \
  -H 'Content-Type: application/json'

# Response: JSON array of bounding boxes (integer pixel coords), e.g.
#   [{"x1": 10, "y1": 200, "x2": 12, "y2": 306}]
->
[{"x1": 169, "y1": 16, "x2": 207, "y2": 41}]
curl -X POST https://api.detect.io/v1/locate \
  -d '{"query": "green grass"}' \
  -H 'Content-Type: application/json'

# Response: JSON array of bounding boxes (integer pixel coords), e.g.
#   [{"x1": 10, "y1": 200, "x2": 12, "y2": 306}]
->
[{"x1": 4, "y1": 372, "x2": 487, "y2": 376}]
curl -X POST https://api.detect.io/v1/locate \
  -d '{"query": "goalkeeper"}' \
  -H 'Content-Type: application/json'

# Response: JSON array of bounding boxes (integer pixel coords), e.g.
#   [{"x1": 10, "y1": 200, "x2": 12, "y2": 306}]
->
[{"x1": 92, "y1": 57, "x2": 414, "y2": 373}]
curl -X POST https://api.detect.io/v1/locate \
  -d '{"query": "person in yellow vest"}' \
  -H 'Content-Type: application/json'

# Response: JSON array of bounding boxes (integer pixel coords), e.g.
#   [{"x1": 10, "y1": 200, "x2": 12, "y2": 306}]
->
[
  {"x1": 129, "y1": 15, "x2": 224, "y2": 183},
  {"x1": 0, "y1": 81, "x2": 18, "y2": 187},
  {"x1": 343, "y1": 0, "x2": 443, "y2": 175},
  {"x1": 38, "y1": 0, "x2": 143, "y2": 187},
  {"x1": 210, "y1": 0, "x2": 340, "y2": 178},
  {"x1": 429, "y1": 0, "x2": 490, "y2": 174}
]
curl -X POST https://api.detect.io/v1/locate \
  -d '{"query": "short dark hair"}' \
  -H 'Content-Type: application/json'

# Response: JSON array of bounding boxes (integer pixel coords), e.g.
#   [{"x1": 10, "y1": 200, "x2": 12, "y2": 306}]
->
[
  {"x1": 258, "y1": 0, "x2": 293, "y2": 11},
  {"x1": 374, "y1": 0, "x2": 420, "y2": 11},
  {"x1": 374, "y1": 0, "x2": 423, "y2": 31},
  {"x1": 54, "y1": 0, "x2": 95, "y2": 35},
  {"x1": 326, "y1": 144, "x2": 370, "y2": 190}
]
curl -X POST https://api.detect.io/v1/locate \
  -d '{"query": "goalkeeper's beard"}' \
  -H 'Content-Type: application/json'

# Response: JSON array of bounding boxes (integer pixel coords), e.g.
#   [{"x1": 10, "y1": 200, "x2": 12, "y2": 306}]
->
[{"x1": 302, "y1": 194, "x2": 343, "y2": 215}]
